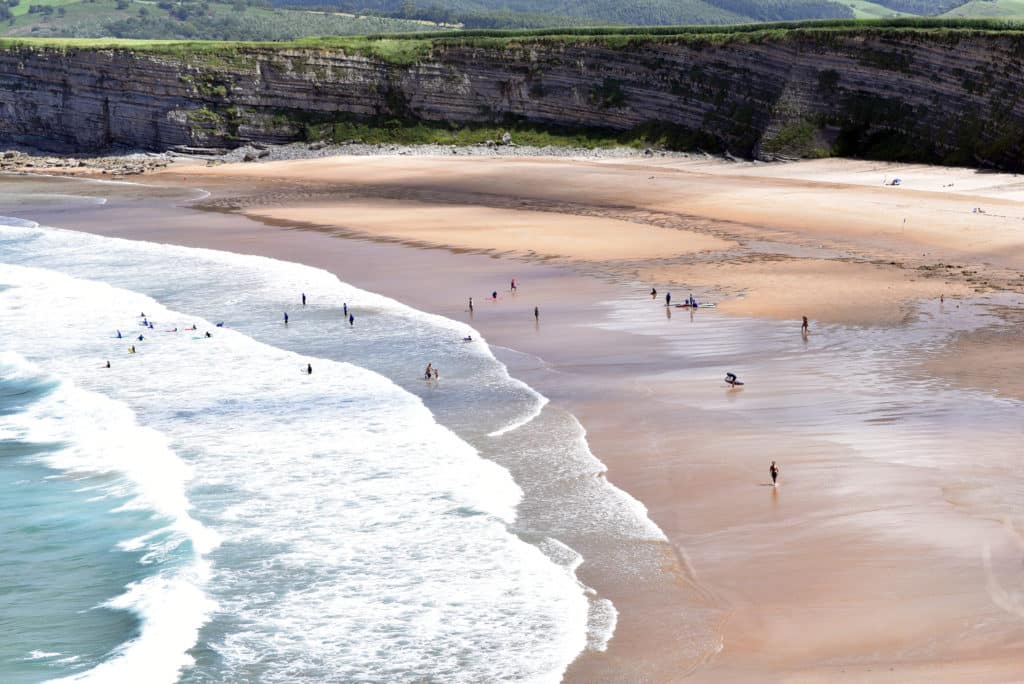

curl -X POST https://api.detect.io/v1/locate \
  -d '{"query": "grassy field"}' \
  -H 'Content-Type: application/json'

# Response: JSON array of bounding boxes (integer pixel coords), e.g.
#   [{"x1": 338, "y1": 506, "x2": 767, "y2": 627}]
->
[
  {"x1": 3, "y1": 17, "x2": 1024, "y2": 52},
  {"x1": 845, "y1": 0, "x2": 914, "y2": 18}
]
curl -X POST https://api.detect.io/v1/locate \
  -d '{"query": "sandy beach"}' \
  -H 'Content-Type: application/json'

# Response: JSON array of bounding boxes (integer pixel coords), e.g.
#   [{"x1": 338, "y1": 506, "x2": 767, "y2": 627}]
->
[{"x1": 9, "y1": 153, "x2": 1024, "y2": 682}]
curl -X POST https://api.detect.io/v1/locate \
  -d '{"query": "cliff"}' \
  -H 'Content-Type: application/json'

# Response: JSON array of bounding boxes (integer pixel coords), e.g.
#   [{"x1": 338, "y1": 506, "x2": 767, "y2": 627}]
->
[{"x1": 0, "y1": 23, "x2": 1022, "y2": 169}]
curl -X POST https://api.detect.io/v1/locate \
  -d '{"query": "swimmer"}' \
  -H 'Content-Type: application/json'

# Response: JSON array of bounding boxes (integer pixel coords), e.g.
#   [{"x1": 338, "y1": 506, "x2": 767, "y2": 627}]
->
[
  {"x1": 468, "y1": 297, "x2": 474, "y2": 313},
  {"x1": 433, "y1": 367, "x2": 439, "y2": 380},
  {"x1": 462, "y1": 335, "x2": 473, "y2": 342},
  {"x1": 770, "y1": 460, "x2": 779, "y2": 486},
  {"x1": 205, "y1": 331, "x2": 212, "y2": 338},
  {"x1": 216, "y1": 321, "x2": 224, "y2": 327},
  {"x1": 492, "y1": 291, "x2": 498, "y2": 300},
  {"x1": 425, "y1": 363, "x2": 433, "y2": 380}
]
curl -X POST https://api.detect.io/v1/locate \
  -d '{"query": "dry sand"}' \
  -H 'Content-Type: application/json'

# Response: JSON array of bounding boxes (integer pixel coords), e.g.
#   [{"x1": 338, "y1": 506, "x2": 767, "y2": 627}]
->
[{"x1": 25, "y1": 154, "x2": 1024, "y2": 681}]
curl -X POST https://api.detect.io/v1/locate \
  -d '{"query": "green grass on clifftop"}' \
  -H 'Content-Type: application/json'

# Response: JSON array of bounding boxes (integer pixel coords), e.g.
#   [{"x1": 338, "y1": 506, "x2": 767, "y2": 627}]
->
[{"x1": 3, "y1": 18, "x2": 1024, "y2": 61}]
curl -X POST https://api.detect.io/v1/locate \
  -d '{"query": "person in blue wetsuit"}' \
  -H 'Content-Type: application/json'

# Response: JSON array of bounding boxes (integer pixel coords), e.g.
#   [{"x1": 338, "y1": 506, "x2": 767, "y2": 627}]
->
[
  {"x1": 283, "y1": 312, "x2": 289, "y2": 325},
  {"x1": 137, "y1": 334, "x2": 145, "y2": 341},
  {"x1": 665, "y1": 292, "x2": 671, "y2": 307},
  {"x1": 349, "y1": 313, "x2": 354, "y2": 326},
  {"x1": 343, "y1": 303, "x2": 348, "y2": 317}
]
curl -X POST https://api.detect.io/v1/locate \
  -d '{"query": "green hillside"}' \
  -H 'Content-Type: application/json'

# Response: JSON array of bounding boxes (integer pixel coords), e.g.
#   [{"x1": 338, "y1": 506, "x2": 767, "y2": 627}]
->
[
  {"x1": 942, "y1": 0, "x2": 1024, "y2": 16},
  {"x1": 0, "y1": 0, "x2": 452, "y2": 39}
]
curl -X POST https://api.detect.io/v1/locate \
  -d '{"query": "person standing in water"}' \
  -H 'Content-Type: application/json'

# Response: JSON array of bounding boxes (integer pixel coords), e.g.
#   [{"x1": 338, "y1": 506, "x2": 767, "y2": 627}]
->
[
  {"x1": 511, "y1": 279, "x2": 517, "y2": 292},
  {"x1": 343, "y1": 303, "x2": 348, "y2": 317},
  {"x1": 801, "y1": 316, "x2": 809, "y2": 335},
  {"x1": 307, "y1": 363, "x2": 312, "y2": 375},
  {"x1": 770, "y1": 461, "x2": 780, "y2": 486},
  {"x1": 424, "y1": 363, "x2": 433, "y2": 380},
  {"x1": 492, "y1": 291, "x2": 498, "y2": 300},
  {"x1": 650, "y1": 288, "x2": 657, "y2": 299},
  {"x1": 349, "y1": 313, "x2": 354, "y2": 326},
  {"x1": 284, "y1": 312, "x2": 289, "y2": 326},
  {"x1": 116, "y1": 330, "x2": 122, "y2": 339},
  {"x1": 534, "y1": 306, "x2": 539, "y2": 321},
  {"x1": 469, "y1": 297, "x2": 474, "y2": 313},
  {"x1": 665, "y1": 292, "x2": 671, "y2": 307},
  {"x1": 302, "y1": 293, "x2": 306, "y2": 307},
  {"x1": 105, "y1": 360, "x2": 110, "y2": 368}
]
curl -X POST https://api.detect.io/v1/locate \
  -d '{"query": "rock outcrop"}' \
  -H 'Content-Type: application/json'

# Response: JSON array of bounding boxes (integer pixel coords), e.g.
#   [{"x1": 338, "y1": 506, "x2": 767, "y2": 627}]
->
[{"x1": 0, "y1": 28, "x2": 1022, "y2": 169}]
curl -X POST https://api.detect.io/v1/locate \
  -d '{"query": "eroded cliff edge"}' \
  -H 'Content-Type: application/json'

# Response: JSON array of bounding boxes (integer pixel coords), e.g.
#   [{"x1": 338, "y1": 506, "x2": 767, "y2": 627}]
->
[{"x1": 0, "y1": 25, "x2": 1021, "y2": 169}]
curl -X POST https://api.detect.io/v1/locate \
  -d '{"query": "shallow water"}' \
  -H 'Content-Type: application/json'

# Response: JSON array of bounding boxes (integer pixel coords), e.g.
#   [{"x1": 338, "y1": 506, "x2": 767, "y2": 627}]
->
[{"x1": 0, "y1": 215, "x2": 667, "y2": 682}]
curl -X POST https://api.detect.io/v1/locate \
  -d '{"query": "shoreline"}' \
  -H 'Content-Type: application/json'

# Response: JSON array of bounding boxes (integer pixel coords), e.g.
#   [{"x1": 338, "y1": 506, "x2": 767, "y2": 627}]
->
[{"x1": 6, "y1": 155, "x2": 1024, "y2": 681}]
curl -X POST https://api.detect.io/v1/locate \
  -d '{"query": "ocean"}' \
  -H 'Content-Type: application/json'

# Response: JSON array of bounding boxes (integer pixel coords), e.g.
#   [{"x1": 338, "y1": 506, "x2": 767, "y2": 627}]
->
[{"x1": 0, "y1": 214, "x2": 661, "y2": 682}]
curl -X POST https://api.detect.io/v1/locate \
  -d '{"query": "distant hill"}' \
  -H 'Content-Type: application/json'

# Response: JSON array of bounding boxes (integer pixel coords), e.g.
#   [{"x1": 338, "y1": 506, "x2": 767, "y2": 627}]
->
[
  {"x1": 0, "y1": 0, "x2": 453, "y2": 40},
  {"x1": 0, "y1": 0, "x2": 1017, "y2": 39},
  {"x1": 269, "y1": 0, "x2": 993, "y2": 27}
]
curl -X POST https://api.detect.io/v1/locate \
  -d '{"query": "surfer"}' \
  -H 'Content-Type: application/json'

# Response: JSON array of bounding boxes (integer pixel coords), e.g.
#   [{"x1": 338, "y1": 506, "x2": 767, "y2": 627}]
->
[
  {"x1": 105, "y1": 360, "x2": 110, "y2": 368},
  {"x1": 116, "y1": 330, "x2": 122, "y2": 339},
  {"x1": 343, "y1": 303, "x2": 348, "y2": 317},
  {"x1": 492, "y1": 291, "x2": 498, "y2": 300},
  {"x1": 801, "y1": 316, "x2": 809, "y2": 334},
  {"x1": 205, "y1": 331, "x2": 212, "y2": 338},
  {"x1": 302, "y1": 292, "x2": 306, "y2": 307},
  {"x1": 216, "y1": 321, "x2": 224, "y2": 327},
  {"x1": 149, "y1": 322, "x2": 154, "y2": 329},
  {"x1": 462, "y1": 335, "x2": 473, "y2": 342},
  {"x1": 307, "y1": 363, "x2": 312, "y2": 375},
  {"x1": 137, "y1": 334, "x2": 145, "y2": 341},
  {"x1": 534, "y1": 306, "x2": 539, "y2": 321},
  {"x1": 140, "y1": 312, "x2": 145, "y2": 317},
  {"x1": 665, "y1": 292, "x2": 671, "y2": 307},
  {"x1": 128, "y1": 345, "x2": 136, "y2": 354},
  {"x1": 469, "y1": 297, "x2": 474, "y2": 313},
  {"x1": 725, "y1": 372, "x2": 739, "y2": 387},
  {"x1": 651, "y1": 287, "x2": 657, "y2": 299},
  {"x1": 349, "y1": 313, "x2": 354, "y2": 326},
  {"x1": 770, "y1": 461, "x2": 779, "y2": 486},
  {"x1": 511, "y1": 278, "x2": 517, "y2": 292},
  {"x1": 283, "y1": 312, "x2": 289, "y2": 325}
]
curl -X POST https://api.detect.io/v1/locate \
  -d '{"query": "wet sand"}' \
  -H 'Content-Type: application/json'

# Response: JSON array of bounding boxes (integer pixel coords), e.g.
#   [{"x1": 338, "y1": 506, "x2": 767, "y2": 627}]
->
[{"x1": 6, "y1": 155, "x2": 1024, "y2": 682}]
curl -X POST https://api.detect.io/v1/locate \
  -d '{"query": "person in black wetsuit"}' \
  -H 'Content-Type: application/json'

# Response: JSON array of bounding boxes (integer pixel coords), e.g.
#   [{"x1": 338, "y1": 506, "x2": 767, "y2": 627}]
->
[
  {"x1": 284, "y1": 312, "x2": 289, "y2": 325},
  {"x1": 725, "y1": 372, "x2": 738, "y2": 386},
  {"x1": 650, "y1": 288, "x2": 657, "y2": 299},
  {"x1": 137, "y1": 334, "x2": 145, "y2": 341},
  {"x1": 302, "y1": 293, "x2": 306, "y2": 307},
  {"x1": 349, "y1": 314, "x2": 354, "y2": 326},
  {"x1": 770, "y1": 461, "x2": 779, "y2": 486},
  {"x1": 665, "y1": 292, "x2": 671, "y2": 307},
  {"x1": 105, "y1": 360, "x2": 110, "y2": 368},
  {"x1": 205, "y1": 331, "x2": 212, "y2": 338},
  {"x1": 307, "y1": 363, "x2": 312, "y2": 375}
]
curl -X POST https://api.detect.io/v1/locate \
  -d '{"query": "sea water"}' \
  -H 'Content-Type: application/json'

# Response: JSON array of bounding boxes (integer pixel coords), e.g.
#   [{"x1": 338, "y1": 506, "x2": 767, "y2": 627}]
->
[{"x1": 0, "y1": 216, "x2": 663, "y2": 682}]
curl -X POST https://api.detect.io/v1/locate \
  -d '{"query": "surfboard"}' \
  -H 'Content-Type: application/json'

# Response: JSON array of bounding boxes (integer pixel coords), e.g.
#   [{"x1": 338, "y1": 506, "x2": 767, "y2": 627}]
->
[{"x1": 675, "y1": 303, "x2": 717, "y2": 308}]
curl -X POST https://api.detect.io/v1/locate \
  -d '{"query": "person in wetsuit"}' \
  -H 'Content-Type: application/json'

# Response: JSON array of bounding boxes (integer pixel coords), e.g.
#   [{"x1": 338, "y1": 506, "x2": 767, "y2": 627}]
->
[
  {"x1": 770, "y1": 461, "x2": 779, "y2": 486},
  {"x1": 725, "y1": 372, "x2": 738, "y2": 386}
]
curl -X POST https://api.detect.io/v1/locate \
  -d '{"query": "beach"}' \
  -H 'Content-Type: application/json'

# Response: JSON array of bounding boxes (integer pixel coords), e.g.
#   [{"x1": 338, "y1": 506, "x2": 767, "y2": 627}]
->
[{"x1": 4, "y1": 153, "x2": 1024, "y2": 682}]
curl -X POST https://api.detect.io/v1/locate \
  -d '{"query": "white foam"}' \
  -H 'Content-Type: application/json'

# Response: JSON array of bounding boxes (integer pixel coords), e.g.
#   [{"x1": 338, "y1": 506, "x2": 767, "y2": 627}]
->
[{"x1": 0, "y1": 264, "x2": 591, "y2": 682}]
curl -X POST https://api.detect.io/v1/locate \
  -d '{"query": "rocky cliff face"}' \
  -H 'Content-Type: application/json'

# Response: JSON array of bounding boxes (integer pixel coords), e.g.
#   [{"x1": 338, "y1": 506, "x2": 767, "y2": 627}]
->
[{"x1": 0, "y1": 30, "x2": 1021, "y2": 168}]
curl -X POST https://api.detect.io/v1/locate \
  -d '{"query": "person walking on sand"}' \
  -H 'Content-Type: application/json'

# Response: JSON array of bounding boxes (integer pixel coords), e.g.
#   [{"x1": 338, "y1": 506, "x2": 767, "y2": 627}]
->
[
  {"x1": 770, "y1": 460, "x2": 780, "y2": 486},
  {"x1": 801, "y1": 316, "x2": 809, "y2": 335}
]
